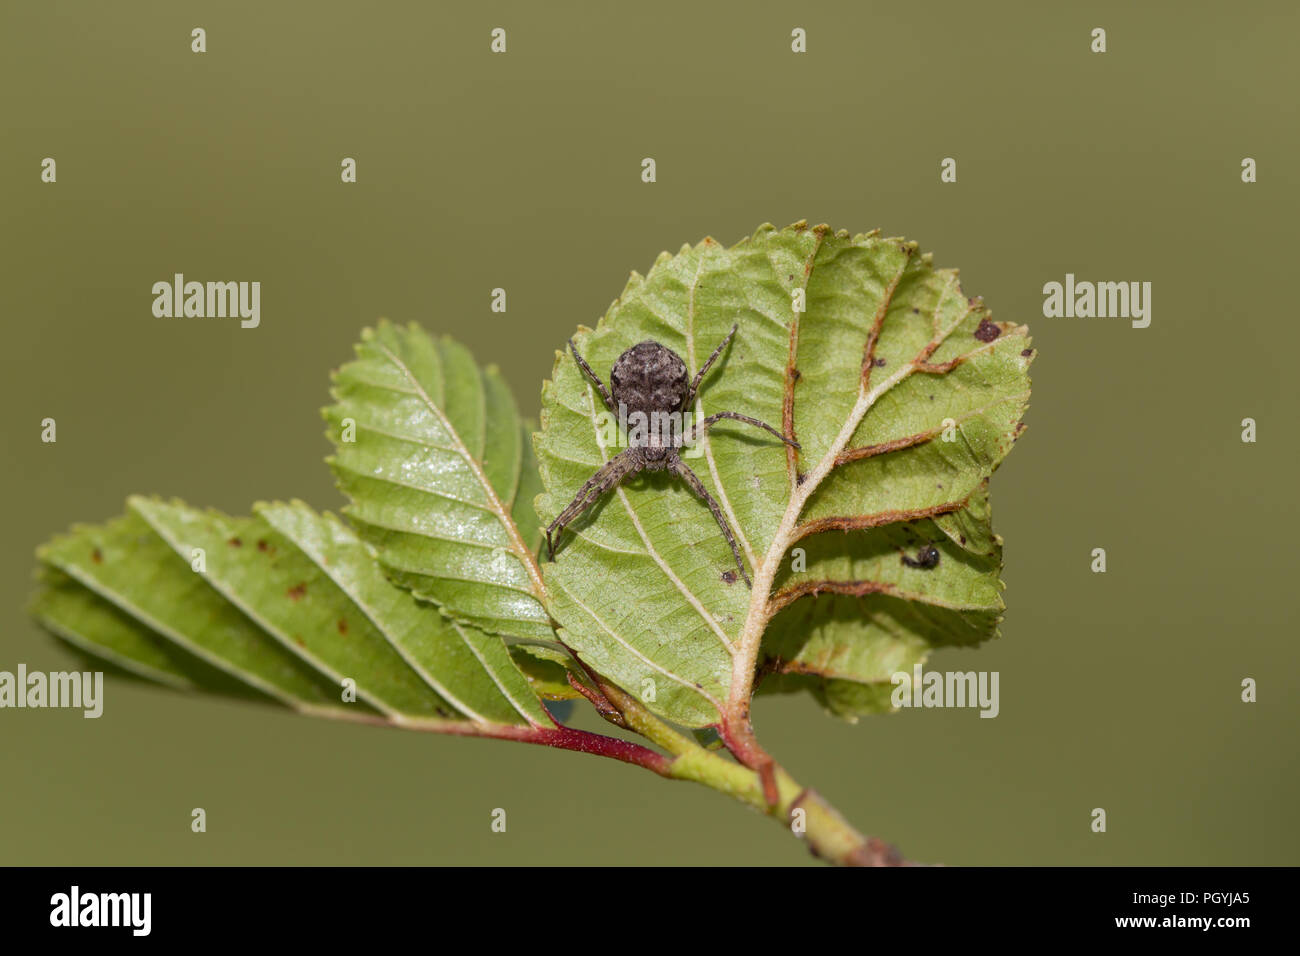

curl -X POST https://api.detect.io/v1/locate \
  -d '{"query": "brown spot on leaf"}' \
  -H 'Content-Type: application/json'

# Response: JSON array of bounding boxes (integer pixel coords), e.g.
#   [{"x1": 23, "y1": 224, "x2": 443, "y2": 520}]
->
[
  {"x1": 796, "y1": 471, "x2": 807, "y2": 485},
  {"x1": 294, "y1": 636, "x2": 306, "y2": 647},
  {"x1": 873, "y1": 357, "x2": 886, "y2": 367},
  {"x1": 91, "y1": 548, "x2": 103, "y2": 564},
  {"x1": 959, "y1": 535, "x2": 967, "y2": 545},
  {"x1": 721, "y1": 570, "x2": 737, "y2": 584},
  {"x1": 974, "y1": 318, "x2": 1001, "y2": 342},
  {"x1": 337, "y1": 619, "x2": 348, "y2": 635},
  {"x1": 228, "y1": 537, "x2": 242, "y2": 548},
  {"x1": 791, "y1": 368, "x2": 802, "y2": 381},
  {"x1": 1021, "y1": 348, "x2": 1034, "y2": 357},
  {"x1": 287, "y1": 583, "x2": 307, "y2": 602},
  {"x1": 257, "y1": 539, "x2": 270, "y2": 552}
]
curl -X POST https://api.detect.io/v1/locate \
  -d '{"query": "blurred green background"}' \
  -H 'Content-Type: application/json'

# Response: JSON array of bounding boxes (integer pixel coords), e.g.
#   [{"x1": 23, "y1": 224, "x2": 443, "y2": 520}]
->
[{"x1": 2, "y1": 1, "x2": 1295, "y2": 865}]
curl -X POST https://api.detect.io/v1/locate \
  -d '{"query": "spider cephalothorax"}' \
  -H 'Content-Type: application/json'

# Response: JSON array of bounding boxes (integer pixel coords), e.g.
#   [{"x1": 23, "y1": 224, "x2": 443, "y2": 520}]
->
[{"x1": 546, "y1": 325, "x2": 797, "y2": 586}]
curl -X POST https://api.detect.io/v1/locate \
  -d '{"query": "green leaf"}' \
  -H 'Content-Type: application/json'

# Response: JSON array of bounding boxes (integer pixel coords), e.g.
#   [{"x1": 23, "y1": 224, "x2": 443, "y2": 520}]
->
[
  {"x1": 508, "y1": 644, "x2": 586, "y2": 701},
  {"x1": 325, "y1": 322, "x2": 554, "y2": 643},
  {"x1": 535, "y1": 223, "x2": 1031, "y2": 726},
  {"x1": 253, "y1": 500, "x2": 551, "y2": 726},
  {"x1": 30, "y1": 566, "x2": 264, "y2": 699},
  {"x1": 35, "y1": 506, "x2": 354, "y2": 714},
  {"x1": 756, "y1": 506, "x2": 1003, "y2": 720},
  {"x1": 32, "y1": 497, "x2": 552, "y2": 728}
]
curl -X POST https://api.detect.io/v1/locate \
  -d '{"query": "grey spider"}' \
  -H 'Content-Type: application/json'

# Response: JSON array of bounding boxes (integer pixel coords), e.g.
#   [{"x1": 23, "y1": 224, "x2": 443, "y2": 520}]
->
[{"x1": 545, "y1": 324, "x2": 798, "y2": 586}]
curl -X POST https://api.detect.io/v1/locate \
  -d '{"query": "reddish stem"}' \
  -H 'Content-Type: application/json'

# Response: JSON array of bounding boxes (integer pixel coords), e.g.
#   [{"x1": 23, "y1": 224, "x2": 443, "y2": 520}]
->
[
  {"x1": 717, "y1": 713, "x2": 780, "y2": 808},
  {"x1": 516, "y1": 725, "x2": 670, "y2": 774},
  {"x1": 342, "y1": 710, "x2": 672, "y2": 776}
]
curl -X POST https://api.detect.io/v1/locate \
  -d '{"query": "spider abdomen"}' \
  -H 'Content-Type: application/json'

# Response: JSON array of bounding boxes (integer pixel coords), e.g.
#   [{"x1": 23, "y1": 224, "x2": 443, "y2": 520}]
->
[{"x1": 610, "y1": 341, "x2": 689, "y2": 421}]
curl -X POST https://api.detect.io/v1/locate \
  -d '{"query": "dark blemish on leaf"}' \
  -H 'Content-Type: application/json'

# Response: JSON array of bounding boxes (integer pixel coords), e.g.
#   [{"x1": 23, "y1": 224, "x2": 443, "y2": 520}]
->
[
  {"x1": 791, "y1": 368, "x2": 802, "y2": 381},
  {"x1": 974, "y1": 318, "x2": 1001, "y2": 342},
  {"x1": 257, "y1": 539, "x2": 270, "y2": 552},
  {"x1": 337, "y1": 619, "x2": 348, "y2": 635},
  {"x1": 873, "y1": 357, "x2": 886, "y2": 367},
  {"x1": 959, "y1": 535, "x2": 967, "y2": 545},
  {"x1": 911, "y1": 307, "x2": 919, "y2": 314},
  {"x1": 796, "y1": 471, "x2": 807, "y2": 485},
  {"x1": 928, "y1": 394, "x2": 934, "y2": 401},
  {"x1": 287, "y1": 583, "x2": 307, "y2": 602},
  {"x1": 1021, "y1": 348, "x2": 1034, "y2": 357},
  {"x1": 787, "y1": 274, "x2": 794, "y2": 281},
  {"x1": 294, "y1": 636, "x2": 306, "y2": 647},
  {"x1": 228, "y1": 537, "x2": 242, "y2": 548},
  {"x1": 91, "y1": 548, "x2": 103, "y2": 564},
  {"x1": 902, "y1": 545, "x2": 941, "y2": 569},
  {"x1": 721, "y1": 570, "x2": 738, "y2": 584}
]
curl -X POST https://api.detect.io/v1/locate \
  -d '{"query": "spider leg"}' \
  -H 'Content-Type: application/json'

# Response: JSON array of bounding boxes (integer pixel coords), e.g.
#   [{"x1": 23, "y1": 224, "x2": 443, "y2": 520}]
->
[
  {"x1": 684, "y1": 323, "x2": 738, "y2": 408},
  {"x1": 567, "y1": 339, "x2": 616, "y2": 412},
  {"x1": 669, "y1": 456, "x2": 751, "y2": 587},
  {"x1": 546, "y1": 453, "x2": 637, "y2": 558},
  {"x1": 684, "y1": 411, "x2": 800, "y2": 449}
]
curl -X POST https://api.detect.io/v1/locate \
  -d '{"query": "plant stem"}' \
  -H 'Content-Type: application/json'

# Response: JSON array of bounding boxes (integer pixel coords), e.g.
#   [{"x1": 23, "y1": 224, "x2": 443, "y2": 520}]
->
[
  {"x1": 345, "y1": 686, "x2": 908, "y2": 864},
  {"x1": 328, "y1": 708, "x2": 672, "y2": 775},
  {"x1": 571, "y1": 681, "x2": 910, "y2": 866},
  {"x1": 666, "y1": 746, "x2": 907, "y2": 866}
]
